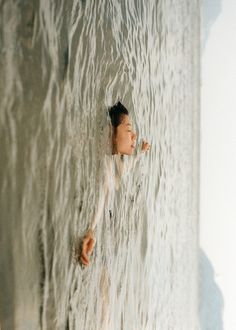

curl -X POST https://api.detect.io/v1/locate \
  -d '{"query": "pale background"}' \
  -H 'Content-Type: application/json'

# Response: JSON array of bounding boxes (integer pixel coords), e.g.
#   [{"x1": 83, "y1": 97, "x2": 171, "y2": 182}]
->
[{"x1": 200, "y1": 0, "x2": 236, "y2": 329}]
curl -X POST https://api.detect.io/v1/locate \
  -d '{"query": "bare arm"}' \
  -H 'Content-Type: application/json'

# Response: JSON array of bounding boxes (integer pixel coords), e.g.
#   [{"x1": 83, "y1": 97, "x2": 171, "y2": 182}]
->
[
  {"x1": 80, "y1": 158, "x2": 110, "y2": 266},
  {"x1": 125, "y1": 140, "x2": 151, "y2": 173}
]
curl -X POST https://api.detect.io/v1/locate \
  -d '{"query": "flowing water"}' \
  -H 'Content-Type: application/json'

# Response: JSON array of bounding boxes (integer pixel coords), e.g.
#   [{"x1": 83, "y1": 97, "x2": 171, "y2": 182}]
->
[{"x1": 0, "y1": 0, "x2": 200, "y2": 329}]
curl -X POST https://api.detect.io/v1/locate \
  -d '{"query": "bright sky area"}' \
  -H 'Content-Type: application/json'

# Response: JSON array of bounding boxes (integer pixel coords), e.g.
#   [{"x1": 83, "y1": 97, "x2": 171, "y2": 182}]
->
[{"x1": 200, "y1": 0, "x2": 236, "y2": 329}]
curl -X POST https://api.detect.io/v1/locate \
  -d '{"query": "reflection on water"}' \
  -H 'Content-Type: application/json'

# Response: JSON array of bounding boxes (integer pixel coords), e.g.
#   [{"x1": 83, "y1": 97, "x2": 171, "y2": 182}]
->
[{"x1": 0, "y1": 0, "x2": 200, "y2": 329}]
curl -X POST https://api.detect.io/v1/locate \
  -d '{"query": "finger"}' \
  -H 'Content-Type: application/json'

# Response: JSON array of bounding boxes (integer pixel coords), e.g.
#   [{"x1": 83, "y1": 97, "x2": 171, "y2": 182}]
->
[
  {"x1": 81, "y1": 251, "x2": 89, "y2": 264},
  {"x1": 81, "y1": 244, "x2": 90, "y2": 264},
  {"x1": 88, "y1": 242, "x2": 95, "y2": 257},
  {"x1": 80, "y1": 254, "x2": 88, "y2": 265},
  {"x1": 80, "y1": 250, "x2": 89, "y2": 263},
  {"x1": 142, "y1": 141, "x2": 147, "y2": 149},
  {"x1": 87, "y1": 245, "x2": 94, "y2": 256},
  {"x1": 87, "y1": 238, "x2": 95, "y2": 252},
  {"x1": 82, "y1": 235, "x2": 90, "y2": 249},
  {"x1": 81, "y1": 248, "x2": 89, "y2": 262},
  {"x1": 80, "y1": 254, "x2": 89, "y2": 266}
]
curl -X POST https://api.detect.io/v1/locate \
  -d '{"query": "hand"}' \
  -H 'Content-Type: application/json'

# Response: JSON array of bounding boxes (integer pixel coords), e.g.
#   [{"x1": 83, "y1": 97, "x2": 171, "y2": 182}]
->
[
  {"x1": 141, "y1": 140, "x2": 151, "y2": 153},
  {"x1": 80, "y1": 229, "x2": 96, "y2": 266}
]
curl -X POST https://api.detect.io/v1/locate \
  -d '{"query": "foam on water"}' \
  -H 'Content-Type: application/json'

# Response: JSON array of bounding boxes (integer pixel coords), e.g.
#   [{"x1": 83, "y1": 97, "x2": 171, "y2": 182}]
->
[{"x1": 0, "y1": 1, "x2": 200, "y2": 329}]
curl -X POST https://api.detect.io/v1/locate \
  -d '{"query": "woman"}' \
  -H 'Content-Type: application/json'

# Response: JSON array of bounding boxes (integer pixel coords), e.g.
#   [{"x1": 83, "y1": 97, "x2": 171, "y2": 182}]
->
[{"x1": 79, "y1": 101, "x2": 150, "y2": 266}]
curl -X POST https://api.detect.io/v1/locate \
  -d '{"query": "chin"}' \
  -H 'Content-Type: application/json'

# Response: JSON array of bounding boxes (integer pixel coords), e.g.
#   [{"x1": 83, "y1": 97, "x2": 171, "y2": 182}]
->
[
  {"x1": 123, "y1": 149, "x2": 134, "y2": 156},
  {"x1": 119, "y1": 147, "x2": 134, "y2": 156}
]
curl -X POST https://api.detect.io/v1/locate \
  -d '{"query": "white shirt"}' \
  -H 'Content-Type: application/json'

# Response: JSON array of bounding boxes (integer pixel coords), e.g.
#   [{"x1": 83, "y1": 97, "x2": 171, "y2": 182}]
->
[{"x1": 89, "y1": 150, "x2": 143, "y2": 232}]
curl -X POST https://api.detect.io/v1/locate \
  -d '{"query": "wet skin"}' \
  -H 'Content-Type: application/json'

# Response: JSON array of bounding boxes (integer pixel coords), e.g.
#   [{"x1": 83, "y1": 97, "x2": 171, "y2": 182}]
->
[
  {"x1": 80, "y1": 229, "x2": 96, "y2": 266},
  {"x1": 114, "y1": 115, "x2": 137, "y2": 155}
]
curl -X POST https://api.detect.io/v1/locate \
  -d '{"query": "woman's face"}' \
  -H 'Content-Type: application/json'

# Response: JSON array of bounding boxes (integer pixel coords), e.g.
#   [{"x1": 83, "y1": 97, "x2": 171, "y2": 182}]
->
[{"x1": 114, "y1": 115, "x2": 137, "y2": 155}]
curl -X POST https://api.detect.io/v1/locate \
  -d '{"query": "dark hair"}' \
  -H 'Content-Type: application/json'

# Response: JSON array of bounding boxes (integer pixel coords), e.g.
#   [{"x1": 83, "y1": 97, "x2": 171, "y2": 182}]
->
[{"x1": 108, "y1": 101, "x2": 129, "y2": 128}]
